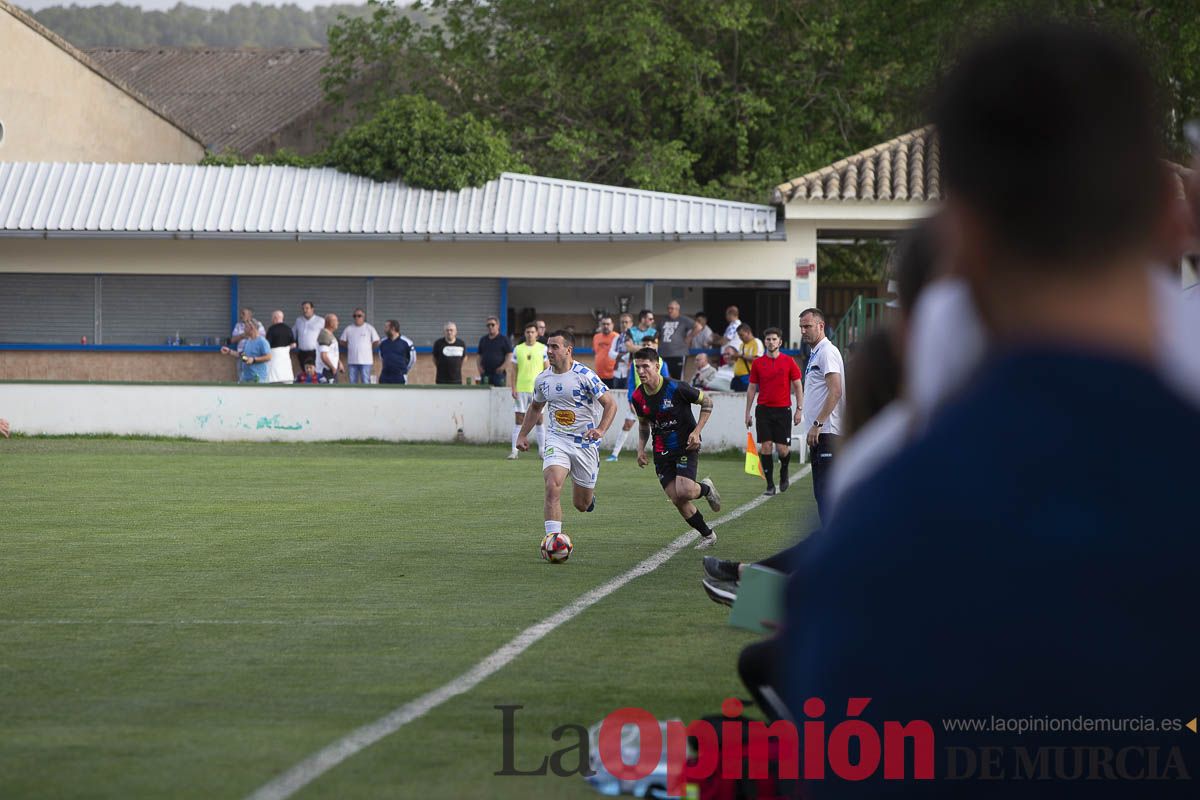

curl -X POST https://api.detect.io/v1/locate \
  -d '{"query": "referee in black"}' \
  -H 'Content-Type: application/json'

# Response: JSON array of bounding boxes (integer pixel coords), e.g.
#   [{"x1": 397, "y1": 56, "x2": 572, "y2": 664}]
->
[{"x1": 744, "y1": 327, "x2": 804, "y2": 495}]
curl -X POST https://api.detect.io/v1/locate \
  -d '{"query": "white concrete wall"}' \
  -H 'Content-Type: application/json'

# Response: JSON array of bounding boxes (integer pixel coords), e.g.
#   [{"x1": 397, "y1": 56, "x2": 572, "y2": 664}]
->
[{"x1": 0, "y1": 383, "x2": 789, "y2": 453}]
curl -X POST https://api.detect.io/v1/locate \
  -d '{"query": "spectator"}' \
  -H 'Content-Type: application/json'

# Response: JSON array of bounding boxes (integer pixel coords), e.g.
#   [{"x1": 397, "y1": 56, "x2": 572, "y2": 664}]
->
[
  {"x1": 730, "y1": 323, "x2": 762, "y2": 392},
  {"x1": 706, "y1": 346, "x2": 737, "y2": 392},
  {"x1": 609, "y1": 312, "x2": 635, "y2": 389},
  {"x1": 535, "y1": 319, "x2": 547, "y2": 344},
  {"x1": 265, "y1": 309, "x2": 296, "y2": 384},
  {"x1": 685, "y1": 311, "x2": 717, "y2": 353},
  {"x1": 294, "y1": 362, "x2": 326, "y2": 384},
  {"x1": 340, "y1": 308, "x2": 381, "y2": 384},
  {"x1": 317, "y1": 313, "x2": 344, "y2": 383},
  {"x1": 657, "y1": 300, "x2": 692, "y2": 379},
  {"x1": 624, "y1": 309, "x2": 657, "y2": 355},
  {"x1": 722, "y1": 305, "x2": 742, "y2": 346},
  {"x1": 379, "y1": 320, "x2": 416, "y2": 385},
  {"x1": 433, "y1": 322, "x2": 466, "y2": 384},
  {"x1": 798, "y1": 308, "x2": 844, "y2": 519},
  {"x1": 785, "y1": 26, "x2": 1200, "y2": 770},
  {"x1": 690, "y1": 352, "x2": 717, "y2": 389},
  {"x1": 230, "y1": 307, "x2": 265, "y2": 355},
  {"x1": 221, "y1": 319, "x2": 270, "y2": 383},
  {"x1": 292, "y1": 301, "x2": 324, "y2": 369},
  {"x1": 591, "y1": 315, "x2": 619, "y2": 388},
  {"x1": 825, "y1": 220, "x2": 942, "y2": 513},
  {"x1": 476, "y1": 316, "x2": 512, "y2": 387}
]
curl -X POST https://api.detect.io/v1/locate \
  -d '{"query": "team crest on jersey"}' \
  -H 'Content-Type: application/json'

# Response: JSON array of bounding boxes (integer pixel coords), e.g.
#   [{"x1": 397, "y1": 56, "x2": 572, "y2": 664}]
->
[
  {"x1": 662, "y1": 398, "x2": 674, "y2": 410},
  {"x1": 554, "y1": 409, "x2": 577, "y2": 426},
  {"x1": 556, "y1": 383, "x2": 563, "y2": 392}
]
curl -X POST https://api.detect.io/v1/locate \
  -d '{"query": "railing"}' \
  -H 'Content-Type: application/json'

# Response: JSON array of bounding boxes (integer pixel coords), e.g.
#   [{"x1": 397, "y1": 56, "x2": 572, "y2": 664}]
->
[{"x1": 828, "y1": 295, "x2": 890, "y2": 354}]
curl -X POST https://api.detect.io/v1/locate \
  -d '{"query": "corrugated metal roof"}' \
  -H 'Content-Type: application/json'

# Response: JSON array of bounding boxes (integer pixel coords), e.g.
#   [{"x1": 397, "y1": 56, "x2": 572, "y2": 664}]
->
[{"x1": 0, "y1": 163, "x2": 780, "y2": 241}]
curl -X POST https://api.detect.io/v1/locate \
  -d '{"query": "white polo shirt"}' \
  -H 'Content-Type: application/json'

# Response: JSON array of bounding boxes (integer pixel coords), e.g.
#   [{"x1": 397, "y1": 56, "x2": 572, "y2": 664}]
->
[
  {"x1": 293, "y1": 314, "x2": 326, "y2": 351},
  {"x1": 800, "y1": 338, "x2": 846, "y2": 435},
  {"x1": 339, "y1": 322, "x2": 381, "y2": 365}
]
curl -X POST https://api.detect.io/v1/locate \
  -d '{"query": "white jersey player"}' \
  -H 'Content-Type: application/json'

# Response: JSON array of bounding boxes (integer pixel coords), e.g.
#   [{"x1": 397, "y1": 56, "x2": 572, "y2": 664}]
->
[{"x1": 516, "y1": 330, "x2": 618, "y2": 548}]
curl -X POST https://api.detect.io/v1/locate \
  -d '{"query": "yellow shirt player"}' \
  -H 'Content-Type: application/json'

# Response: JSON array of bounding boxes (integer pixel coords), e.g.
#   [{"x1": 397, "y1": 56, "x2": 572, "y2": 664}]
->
[{"x1": 508, "y1": 321, "x2": 549, "y2": 459}]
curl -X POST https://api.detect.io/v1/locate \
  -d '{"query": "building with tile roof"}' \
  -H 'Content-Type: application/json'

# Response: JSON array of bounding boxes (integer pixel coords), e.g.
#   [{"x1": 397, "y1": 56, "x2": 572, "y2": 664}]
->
[
  {"x1": 0, "y1": 162, "x2": 808, "y2": 383},
  {"x1": 87, "y1": 47, "x2": 333, "y2": 157},
  {"x1": 0, "y1": 0, "x2": 204, "y2": 163}
]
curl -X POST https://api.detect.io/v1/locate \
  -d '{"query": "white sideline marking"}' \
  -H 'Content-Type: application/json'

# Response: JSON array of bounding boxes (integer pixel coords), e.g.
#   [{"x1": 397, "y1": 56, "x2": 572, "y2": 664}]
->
[{"x1": 246, "y1": 466, "x2": 809, "y2": 800}]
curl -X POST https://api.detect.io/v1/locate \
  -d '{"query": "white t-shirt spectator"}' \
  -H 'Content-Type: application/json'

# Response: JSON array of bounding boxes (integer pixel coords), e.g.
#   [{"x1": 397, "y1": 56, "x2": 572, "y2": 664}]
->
[
  {"x1": 723, "y1": 319, "x2": 743, "y2": 346},
  {"x1": 231, "y1": 320, "x2": 265, "y2": 354},
  {"x1": 317, "y1": 334, "x2": 340, "y2": 374},
  {"x1": 340, "y1": 322, "x2": 380, "y2": 366},
  {"x1": 800, "y1": 338, "x2": 846, "y2": 435},
  {"x1": 293, "y1": 315, "x2": 325, "y2": 352}
]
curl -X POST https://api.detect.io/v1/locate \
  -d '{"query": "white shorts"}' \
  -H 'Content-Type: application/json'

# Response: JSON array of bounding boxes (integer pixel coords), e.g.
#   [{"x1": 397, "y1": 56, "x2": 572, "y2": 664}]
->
[
  {"x1": 514, "y1": 392, "x2": 535, "y2": 413},
  {"x1": 542, "y1": 436, "x2": 600, "y2": 489}
]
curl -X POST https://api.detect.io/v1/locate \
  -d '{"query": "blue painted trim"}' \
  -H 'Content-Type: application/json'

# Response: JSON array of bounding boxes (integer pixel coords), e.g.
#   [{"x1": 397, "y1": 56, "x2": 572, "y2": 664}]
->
[
  {"x1": 0, "y1": 343, "x2": 224, "y2": 352},
  {"x1": 229, "y1": 274, "x2": 239, "y2": 331},
  {"x1": 0, "y1": 343, "x2": 804, "y2": 357},
  {"x1": 498, "y1": 278, "x2": 509, "y2": 335}
]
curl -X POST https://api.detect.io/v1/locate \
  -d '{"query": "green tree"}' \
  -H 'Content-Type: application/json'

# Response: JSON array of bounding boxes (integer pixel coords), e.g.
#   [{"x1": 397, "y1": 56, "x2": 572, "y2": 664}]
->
[
  {"x1": 202, "y1": 96, "x2": 524, "y2": 190},
  {"x1": 324, "y1": 0, "x2": 1200, "y2": 201},
  {"x1": 324, "y1": 95, "x2": 526, "y2": 186}
]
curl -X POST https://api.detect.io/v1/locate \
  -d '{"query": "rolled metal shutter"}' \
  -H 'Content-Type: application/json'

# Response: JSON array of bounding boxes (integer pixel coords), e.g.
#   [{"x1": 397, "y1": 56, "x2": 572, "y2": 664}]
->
[
  {"x1": 373, "y1": 278, "x2": 500, "y2": 348},
  {"x1": 102, "y1": 275, "x2": 231, "y2": 345},
  {"x1": 0, "y1": 273, "x2": 95, "y2": 344}
]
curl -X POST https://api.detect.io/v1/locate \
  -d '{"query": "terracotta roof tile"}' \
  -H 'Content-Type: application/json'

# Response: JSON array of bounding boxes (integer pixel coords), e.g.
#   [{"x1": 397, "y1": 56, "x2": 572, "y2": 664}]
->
[
  {"x1": 775, "y1": 125, "x2": 1190, "y2": 205},
  {"x1": 86, "y1": 47, "x2": 330, "y2": 155}
]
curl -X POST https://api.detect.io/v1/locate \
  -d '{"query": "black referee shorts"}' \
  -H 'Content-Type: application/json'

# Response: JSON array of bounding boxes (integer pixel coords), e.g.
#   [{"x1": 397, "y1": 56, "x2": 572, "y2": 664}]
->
[{"x1": 755, "y1": 406, "x2": 793, "y2": 446}]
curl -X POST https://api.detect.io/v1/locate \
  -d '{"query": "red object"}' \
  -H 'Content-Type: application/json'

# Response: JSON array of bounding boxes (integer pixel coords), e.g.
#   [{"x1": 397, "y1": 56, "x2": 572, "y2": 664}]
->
[
  {"x1": 749, "y1": 353, "x2": 801, "y2": 407},
  {"x1": 80, "y1": 336, "x2": 88, "y2": 345}
]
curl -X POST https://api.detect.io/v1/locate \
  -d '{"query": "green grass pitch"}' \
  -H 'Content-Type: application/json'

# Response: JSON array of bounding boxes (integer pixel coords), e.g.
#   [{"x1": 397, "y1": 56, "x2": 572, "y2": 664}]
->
[{"x1": 0, "y1": 438, "x2": 816, "y2": 798}]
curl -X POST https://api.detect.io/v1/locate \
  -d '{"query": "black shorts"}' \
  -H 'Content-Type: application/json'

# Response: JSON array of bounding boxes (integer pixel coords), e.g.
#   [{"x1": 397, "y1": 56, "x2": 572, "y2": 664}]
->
[
  {"x1": 297, "y1": 349, "x2": 317, "y2": 368},
  {"x1": 654, "y1": 450, "x2": 699, "y2": 487},
  {"x1": 755, "y1": 406, "x2": 793, "y2": 445},
  {"x1": 602, "y1": 377, "x2": 617, "y2": 389}
]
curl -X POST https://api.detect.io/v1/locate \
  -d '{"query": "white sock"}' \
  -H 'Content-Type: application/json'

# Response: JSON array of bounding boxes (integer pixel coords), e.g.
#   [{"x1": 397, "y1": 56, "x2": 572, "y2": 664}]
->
[
  {"x1": 511, "y1": 424, "x2": 520, "y2": 451},
  {"x1": 545, "y1": 520, "x2": 562, "y2": 535},
  {"x1": 612, "y1": 427, "x2": 631, "y2": 456},
  {"x1": 536, "y1": 424, "x2": 546, "y2": 453}
]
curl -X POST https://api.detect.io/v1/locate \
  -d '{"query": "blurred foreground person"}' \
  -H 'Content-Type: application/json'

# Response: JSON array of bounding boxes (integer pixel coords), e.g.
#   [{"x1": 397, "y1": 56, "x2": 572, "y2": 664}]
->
[{"x1": 784, "y1": 25, "x2": 1200, "y2": 798}]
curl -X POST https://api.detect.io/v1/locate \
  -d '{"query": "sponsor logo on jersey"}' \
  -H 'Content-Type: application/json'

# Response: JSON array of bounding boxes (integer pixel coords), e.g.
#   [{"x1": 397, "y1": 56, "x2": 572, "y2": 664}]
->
[{"x1": 554, "y1": 409, "x2": 577, "y2": 426}]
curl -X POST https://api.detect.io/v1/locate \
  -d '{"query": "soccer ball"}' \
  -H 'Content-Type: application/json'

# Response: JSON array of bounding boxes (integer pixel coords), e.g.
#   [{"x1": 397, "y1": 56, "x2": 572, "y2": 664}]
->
[{"x1": 540, "y1": 532, "x2": 573, "y2": 563}]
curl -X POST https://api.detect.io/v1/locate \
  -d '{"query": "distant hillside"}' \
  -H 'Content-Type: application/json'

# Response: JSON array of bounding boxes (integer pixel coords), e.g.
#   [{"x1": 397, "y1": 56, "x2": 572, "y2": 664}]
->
[{"x1": 31, "y1": 3, "x2": 426, "y2": 48}]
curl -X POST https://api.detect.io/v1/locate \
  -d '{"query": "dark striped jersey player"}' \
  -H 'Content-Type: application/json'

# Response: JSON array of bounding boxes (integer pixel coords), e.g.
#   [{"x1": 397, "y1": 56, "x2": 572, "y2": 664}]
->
[{"x1": 630, "y1": 347, "x2": 722, "y2": 549}]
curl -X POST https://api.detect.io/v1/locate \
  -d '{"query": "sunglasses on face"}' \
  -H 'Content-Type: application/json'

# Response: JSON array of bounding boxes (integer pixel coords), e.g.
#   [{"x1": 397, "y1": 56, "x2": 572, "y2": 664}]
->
[{"x1": 354, "y1": 314, "x2": 364, "y2": 318}]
